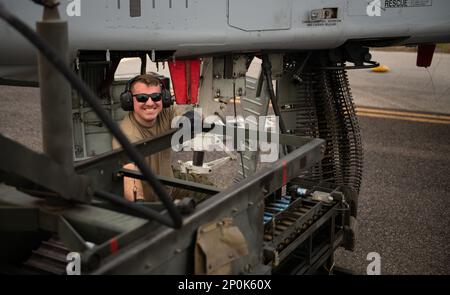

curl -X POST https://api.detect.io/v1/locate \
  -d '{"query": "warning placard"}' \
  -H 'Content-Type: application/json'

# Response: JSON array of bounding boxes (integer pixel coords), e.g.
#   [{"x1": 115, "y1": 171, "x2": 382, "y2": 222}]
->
[{"x1": 384, "y1": 0, "x2": 433, "y2": 8}]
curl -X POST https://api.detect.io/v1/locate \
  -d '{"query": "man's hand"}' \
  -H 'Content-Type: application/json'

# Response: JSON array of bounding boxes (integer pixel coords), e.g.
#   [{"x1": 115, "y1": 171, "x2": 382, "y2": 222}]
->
[
  {"x1": 182, "y1": 110, "x2": 215, "y2": 133},
  {"x1": 182, "y1": 110, "x2": 201, "y2": 129},
  {"x1": 176, "y1": 110, "x2": 214, "y2": 136}
]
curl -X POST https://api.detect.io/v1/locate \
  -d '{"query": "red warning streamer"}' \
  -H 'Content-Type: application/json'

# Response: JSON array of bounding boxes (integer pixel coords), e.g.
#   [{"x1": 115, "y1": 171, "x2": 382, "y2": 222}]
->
[
  {"x1": 168, "y1": 59, "x2": 201, "y2": 105},
  {"x1": 110, "y1": 238, "x2": 119, "y2": 254}
]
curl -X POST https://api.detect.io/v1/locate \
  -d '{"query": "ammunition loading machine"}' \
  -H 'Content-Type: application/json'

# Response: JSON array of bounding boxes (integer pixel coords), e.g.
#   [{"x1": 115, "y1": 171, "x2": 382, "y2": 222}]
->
[{"x1": 1, "y1": 131, "x2": 354, "y2": 274}]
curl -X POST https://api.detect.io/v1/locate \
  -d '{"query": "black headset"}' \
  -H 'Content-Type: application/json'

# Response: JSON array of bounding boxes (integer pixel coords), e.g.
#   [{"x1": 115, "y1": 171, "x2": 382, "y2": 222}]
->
[{"x1": 120, "y1": 75, "x2": 173, "y2": 111}]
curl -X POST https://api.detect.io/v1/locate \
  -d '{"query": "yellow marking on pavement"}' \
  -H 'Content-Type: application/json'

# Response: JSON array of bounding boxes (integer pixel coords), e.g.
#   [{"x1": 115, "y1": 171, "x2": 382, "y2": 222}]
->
[
  {"x1": 357, "y1": 111, "x2": 450, "y2": 125},
  {"x1": 371, "y1": 64, "x2": 390, "y2": 73},
  {"x1": 356, "y1": 107, "x2": 450, "y2": 121}
]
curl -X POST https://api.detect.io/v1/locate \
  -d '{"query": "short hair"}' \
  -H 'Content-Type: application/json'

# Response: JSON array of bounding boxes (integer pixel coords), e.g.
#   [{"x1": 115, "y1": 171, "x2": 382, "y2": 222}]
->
[{"x1": 131, "y1": 74, "x2": 161, "y2": 93}]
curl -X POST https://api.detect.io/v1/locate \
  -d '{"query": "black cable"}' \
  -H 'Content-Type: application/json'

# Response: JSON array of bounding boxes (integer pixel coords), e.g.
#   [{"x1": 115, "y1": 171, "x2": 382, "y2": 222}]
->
[
  {"x1": 94, "y1": 190, "x2": 175, "y2": 226},
  {"x1": 295, "y1": 51, "x2": 312, "y2": 76},
  {"x1": 261, "y1": 55, "x2": 293, "y2": 154},
  {"x1": 233, "y1": 82, "x2": 246, "y2": 178},
  {"x1": 0, "y1": 3, "x2": 182, "y2": 228},
  {"x1": 255, "y1": 69, "x2": 264, "y2": 97}
]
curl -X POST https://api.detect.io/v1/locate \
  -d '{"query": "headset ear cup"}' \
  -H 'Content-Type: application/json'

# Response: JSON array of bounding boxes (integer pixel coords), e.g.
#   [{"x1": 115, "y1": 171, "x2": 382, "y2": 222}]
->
[
  {"x1": 161, "y1": 89, "x2": 173, "y2": 108},
  {"x1": 120, "y1": 75, "x2": 139, "y2": 112},
  {"x1": 120, "y1": 91, "x2": 134, "y2": 111}
]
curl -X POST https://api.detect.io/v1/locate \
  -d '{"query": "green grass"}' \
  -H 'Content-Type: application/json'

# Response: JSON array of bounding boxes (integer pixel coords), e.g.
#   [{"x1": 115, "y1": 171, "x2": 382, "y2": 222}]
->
[{"x1": 437, "y1": 43, "x2": 450, "y2": 53}]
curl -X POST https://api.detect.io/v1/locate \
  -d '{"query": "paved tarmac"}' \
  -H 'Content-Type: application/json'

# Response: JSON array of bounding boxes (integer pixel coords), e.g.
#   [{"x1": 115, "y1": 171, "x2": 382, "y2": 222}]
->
[
  {"x1": 335, "y1": 114, "x2": 450, "y2": 275},
  {"x1": 338, "y1": 50, "x2": 450, "y2": 274},
  {"x1": 349, "y1": 51, "x2": 450, "y2": 114}
]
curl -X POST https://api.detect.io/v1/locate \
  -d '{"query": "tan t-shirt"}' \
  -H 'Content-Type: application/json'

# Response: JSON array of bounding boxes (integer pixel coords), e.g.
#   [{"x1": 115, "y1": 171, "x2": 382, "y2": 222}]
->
[{"x1": 112, "y1": 107, "x2": 175, "y2": 202}]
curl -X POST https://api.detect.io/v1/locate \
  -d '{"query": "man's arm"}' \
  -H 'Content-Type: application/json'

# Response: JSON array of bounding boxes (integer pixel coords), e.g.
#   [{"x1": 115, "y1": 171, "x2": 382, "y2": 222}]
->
[
  {"x1": 113, "y1": 135, "x2": 144, "y2": 201},
  {"x1": 122, "y1": 163, "x2": 145, "y2": 202}
]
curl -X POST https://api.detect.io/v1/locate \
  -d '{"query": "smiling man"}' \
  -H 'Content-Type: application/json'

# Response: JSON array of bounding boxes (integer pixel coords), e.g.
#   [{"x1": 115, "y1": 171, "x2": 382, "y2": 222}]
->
[{"x1": 112, "y1": 74, "x2": 175, "y2": 202}]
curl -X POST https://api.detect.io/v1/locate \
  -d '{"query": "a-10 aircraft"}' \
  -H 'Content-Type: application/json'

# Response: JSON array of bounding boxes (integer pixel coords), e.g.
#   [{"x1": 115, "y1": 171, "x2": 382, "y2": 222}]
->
[{"x1": 0, "y1": 0, "x2": 449, "y2": 274}]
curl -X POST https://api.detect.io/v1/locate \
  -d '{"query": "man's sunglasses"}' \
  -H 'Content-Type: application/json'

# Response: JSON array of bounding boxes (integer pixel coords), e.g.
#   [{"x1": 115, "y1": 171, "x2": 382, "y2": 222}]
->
[{"x1": 133, "y1": 93, "x2": 162, "y2": 103}]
